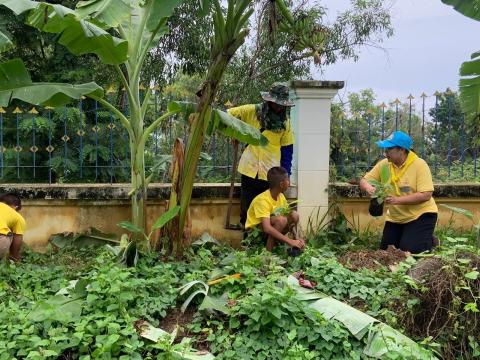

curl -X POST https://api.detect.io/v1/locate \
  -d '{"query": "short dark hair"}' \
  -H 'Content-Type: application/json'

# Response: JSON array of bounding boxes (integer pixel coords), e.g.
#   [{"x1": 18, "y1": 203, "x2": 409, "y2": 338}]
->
[
  {"x1": 0, "y1": 193, "x2": 22, "y2": 210},
  {"x1": 267, "y1": 166, "x2": 288, "y2": 188}
]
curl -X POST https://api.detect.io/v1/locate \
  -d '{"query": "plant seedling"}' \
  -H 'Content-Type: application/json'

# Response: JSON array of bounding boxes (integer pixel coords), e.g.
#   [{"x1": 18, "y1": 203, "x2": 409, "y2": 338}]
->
[{"x1": 367, "y1": 164, "x2": 393, "y2": 204}]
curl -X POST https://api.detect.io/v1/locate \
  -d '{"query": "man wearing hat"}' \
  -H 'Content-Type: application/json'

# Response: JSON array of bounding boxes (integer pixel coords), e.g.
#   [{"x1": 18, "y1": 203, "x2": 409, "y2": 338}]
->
[
  {"x1": 359, "y1": 131, "x2": 438, "y2": 253},
  {"x1": 228, "y1": 82, "x2": 295, "y2": 228}
]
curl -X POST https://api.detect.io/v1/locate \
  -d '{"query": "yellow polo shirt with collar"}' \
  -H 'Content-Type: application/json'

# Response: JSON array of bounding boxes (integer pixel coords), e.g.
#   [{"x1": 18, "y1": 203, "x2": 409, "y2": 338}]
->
[
  {"x1": 364, "y1": 157, "x2": 438, "y2": 224},
  {"x1": 245, "y1": 189, "x2": 288, "y2": 229},
  {"x1": 0, "y1": 202, "x2": 26, "y2": 235},
  {"x1": 227, "y1": 104, "x2": 295, "y2": 181}
]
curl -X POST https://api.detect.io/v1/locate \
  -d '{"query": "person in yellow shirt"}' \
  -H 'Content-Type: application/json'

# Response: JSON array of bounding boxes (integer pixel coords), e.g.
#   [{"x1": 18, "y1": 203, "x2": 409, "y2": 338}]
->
[
  {"x1": 0, "y1": 193, "x2": 25, "y2": 262},
  {"x1": 228, "y1": 83, "x2": 295, "y2": 228},
  {"x1": 359, "y1": 131, "x2": 438, "y2": 253},
  {"x1": 245, "y1": 166, "x2": 305, "y2": 252}
]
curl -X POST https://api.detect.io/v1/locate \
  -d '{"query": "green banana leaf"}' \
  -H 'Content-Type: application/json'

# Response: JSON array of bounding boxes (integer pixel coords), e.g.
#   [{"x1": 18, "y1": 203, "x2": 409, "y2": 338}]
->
[
  {"x1": 0, "y1": 58, "x2": 103, "y2": 107},
  {"x1": 211, "y1": 108, "x2": 268, "y2": 146},
  {"x1": 286, "y1": 275, "x2": 437, "y2": 359},
  {"x1": 440, "y1": 203, "x2": 474, "y2": 220},
  {"x1": 151, "y1": 205, "x2": 180, "y2": 231},
  {"x1": 379, "y1": 164, "x2": 390, "y2": 184},
  {"x1": 0, "y1": 0, "x2": 128, "y2": 64},
  {"x1": 168, "y1": 101, "x2": 268, "y2": 146},
  {"x1": 146, "y1": 0, "x2": 183, "y2": 33},
  {"x1": 49, "y1": 227, "x2": 120, "y2": 249},
  {"x1": 0, "y1": 28, "x2": 13, "y2": 53},
  {"x1": 458, "y1": 53, "x2": 480, "y2": 117},
  {"x1": 309, "y1": 297, "x2": 377, "y2": 340},
  {"x1": 441, "y1": 1, "x2": 480, "y2": 116},
  {"x1": 138, "y1": 321, "x2": 215, "y2": 359},
  {"x1": 75, "y1": 0, "x2": 132, "y2": 27},
  {"x1": 441, "y1": 0, "x2": 480, "y2": 21}
]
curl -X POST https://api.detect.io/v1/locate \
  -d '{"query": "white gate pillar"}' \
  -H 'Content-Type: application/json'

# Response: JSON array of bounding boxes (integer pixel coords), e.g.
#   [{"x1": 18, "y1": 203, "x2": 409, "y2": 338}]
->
[{"x1": 290, "y1": 80, "x2": 344, "y2": 232}]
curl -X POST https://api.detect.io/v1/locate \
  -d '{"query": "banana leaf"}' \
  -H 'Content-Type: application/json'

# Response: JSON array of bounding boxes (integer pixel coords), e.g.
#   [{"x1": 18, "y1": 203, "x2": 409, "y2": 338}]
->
[
  {"x1": 441, "y1": 1, "x2": 480, "y2": 116},
  {"x1": 0, "y1": 28, "x2": 13, "y2": 53},
  {"x1": 441, "y1": 0, "x2": 480, "y2": 21},
  {"x1": 49, "y1": 227, "x2": 120, "y2": 249},
  {"x1": 458, "y1": 53, "x2": 480, "y2": 117},
  {"x1": 0, "y1": 0, "x2": 128, "y2": 64},
  {"x1": 137, "y1": 321, "x2": 215, "y2": 359},
  {"x1": 286, "y1": 275, "x2": 437, "y2": 359},
  {"x1": 75, "y1": 0, "x2": 132, "y2": 27},
  {"x1": 0, "y1": 58, "x2": 103, "y2": 107},
  {"x1": 440, "y1": 203, "x2": 474, "y2": 220},
  {"x1": 379, "y1": 164, "x2": 390, "y2": 184},
  {"x1": 168, "y1": 101, "x2": 268, "y2": 146}
]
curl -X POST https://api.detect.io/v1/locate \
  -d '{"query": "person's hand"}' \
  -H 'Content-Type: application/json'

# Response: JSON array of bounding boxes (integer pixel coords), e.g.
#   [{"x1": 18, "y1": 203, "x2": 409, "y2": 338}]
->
[
  {"x1": 290, "y1": 238, "x2": 305, "y2": 249},
  {"x1": 385, "y1": 196, "x2": 401, "y2": 205},
  {"x1": 365, "y1": 184, "x2": 376, "y2": 196}
]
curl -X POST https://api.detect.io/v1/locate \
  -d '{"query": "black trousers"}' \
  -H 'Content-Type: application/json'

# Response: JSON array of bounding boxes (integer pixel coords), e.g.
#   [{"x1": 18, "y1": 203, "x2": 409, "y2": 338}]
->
[
  {"x1": 381, "y1": 212, "x2": 438, "y2": 254},
  {"x1": 240, "y1": 174, "x2": 269, "y2": 226}
]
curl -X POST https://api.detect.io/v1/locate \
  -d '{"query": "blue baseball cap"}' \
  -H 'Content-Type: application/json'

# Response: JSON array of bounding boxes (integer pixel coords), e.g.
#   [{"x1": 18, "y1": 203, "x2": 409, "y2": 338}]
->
[{"x1": 375, "y1": 131, "x2": 412, "y2": 150}]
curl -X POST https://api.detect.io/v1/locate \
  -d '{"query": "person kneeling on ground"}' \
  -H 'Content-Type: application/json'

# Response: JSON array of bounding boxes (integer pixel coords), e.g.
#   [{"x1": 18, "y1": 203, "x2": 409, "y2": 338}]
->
[
  {"x1": 244, "y1": 166, "x2": 305, "y2": 252},
  {"x1": 0, "y1": 193, "x2": 25, "y2": 262},
  {"x1": 359, "y1": 131, "x2": 438, "y2": 254}
]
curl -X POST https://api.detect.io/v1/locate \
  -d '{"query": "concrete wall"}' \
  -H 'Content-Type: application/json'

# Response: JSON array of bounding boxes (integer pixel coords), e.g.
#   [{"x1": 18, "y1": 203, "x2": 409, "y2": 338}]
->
[
  {"x1": 2, "y1": 183, "x2": 479, "y2": 251},
  {"x1": 1, "y1": 184, "x2": 297, "y2": 251}
]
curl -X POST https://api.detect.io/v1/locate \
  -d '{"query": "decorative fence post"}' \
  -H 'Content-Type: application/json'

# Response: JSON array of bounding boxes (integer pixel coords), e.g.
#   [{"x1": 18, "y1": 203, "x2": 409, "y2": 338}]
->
[{"x1": 290, "y1": 80, "x2": 344, "y2": 232}]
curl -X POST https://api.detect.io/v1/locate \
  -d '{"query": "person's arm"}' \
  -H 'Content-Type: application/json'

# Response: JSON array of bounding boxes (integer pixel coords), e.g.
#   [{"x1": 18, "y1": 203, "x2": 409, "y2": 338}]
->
[
  {"x1": 280, "y1": 144, "x2": 293, "y2": 175},
  {"x1": 385, "y1": 192, "x2": 432, "y2": 205},
  {"x1": 359, "y1": 160, "x2": 384, "y2": 196},
  {"x1": 9, "y1": 234, "x2": 22, "y2": 262},
  {"x1": 260, "y1": 217, "x2": 305, "y2": 249},
  {"x1": 280, "y1": 120, "x2": 294, "y2": 175},
  {"x1": 359, "y1": 178, "x2": 376, "y2": 196}
]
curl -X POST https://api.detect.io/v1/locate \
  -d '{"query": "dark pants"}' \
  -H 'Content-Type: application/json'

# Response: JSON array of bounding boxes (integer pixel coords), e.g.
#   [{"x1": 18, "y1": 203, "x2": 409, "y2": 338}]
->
[
  {"x1": 381, "y1": 212, "x2": 438, "y2": 254},
  {"x1": 240, "y1": 174, "x2": 269, "y2": 226}
]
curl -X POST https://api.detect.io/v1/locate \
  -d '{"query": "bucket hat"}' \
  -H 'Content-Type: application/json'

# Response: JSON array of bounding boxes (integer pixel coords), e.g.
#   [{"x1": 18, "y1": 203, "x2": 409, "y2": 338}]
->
[{"x1": 260, "y1": 82, "x2": 295, "y2": 107}]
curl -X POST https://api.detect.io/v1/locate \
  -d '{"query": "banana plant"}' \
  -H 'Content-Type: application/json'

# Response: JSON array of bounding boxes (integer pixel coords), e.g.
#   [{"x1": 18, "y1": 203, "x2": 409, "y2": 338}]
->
[
  {"x1": 1, "y1": 0, "x2": 326, "y2": 256},
  {"x1": 0, "y1": 0, "x2": 266, "y2": 252},
  {"x1": 441, "y1": 1, "x2": 480, "y2": 119},
  {"x1": 166, "y1": 0, "x2": 328, "y2": 256}
]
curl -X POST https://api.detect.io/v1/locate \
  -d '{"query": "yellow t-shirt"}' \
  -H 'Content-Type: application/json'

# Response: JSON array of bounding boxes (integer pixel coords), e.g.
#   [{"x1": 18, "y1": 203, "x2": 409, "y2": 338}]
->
[
  {"x1": 364, "y1": 157, "x2": 438, "y2": 224},
  {"x1": 228, "y1": 104, "x2": 295, "y2": 180},
  {"x1": 0, "y1": 202, "x2": 26, "y2": 235},
  {"x1": 245, "y1": 189, "x2": 288, "y2": 229}
]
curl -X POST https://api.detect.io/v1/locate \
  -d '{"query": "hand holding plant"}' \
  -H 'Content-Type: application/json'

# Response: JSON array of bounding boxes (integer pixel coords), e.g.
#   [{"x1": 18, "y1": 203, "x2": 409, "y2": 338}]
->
[{"x1": 367, "y1": 164, "x2": 392, "y2": 205}]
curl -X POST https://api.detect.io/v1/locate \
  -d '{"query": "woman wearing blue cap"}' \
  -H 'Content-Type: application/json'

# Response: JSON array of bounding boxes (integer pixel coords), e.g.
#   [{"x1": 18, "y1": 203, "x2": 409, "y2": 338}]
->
[{"x1": 359, "y1": 131, "x2": 438, "y2": 253}]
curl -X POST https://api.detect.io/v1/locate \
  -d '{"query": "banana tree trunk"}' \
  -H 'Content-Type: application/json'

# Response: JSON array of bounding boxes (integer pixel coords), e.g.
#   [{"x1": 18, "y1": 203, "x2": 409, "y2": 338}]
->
[
  {"x1": 174, "y1": 54, "x2": 237, "y2": 256},
  {"x1": 128, "y1": 81, "x2": 148, "y2": 248},
  {"x1": 131, "y1": 140, "x2": 147, "y2": 244}
]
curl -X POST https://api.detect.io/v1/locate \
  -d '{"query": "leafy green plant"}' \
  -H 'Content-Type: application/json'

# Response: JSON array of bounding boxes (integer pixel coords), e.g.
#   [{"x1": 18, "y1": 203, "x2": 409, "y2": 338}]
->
[
  {"x1": 440, "y1": 204, "x2": 480, "y2": 247},
  {"x1": 368, "y1": 163, "x2": 393, "y2": 204},
  {"x1": 114, "y1": 206, "x2": 180, "y2": 265},
  {"x1": 273, "y1": 199, "x2": 299, "y2": 216}
]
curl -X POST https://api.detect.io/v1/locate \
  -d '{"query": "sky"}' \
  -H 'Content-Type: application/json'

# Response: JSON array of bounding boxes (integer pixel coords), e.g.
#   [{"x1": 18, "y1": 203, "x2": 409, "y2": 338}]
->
[{"x1": 316, "y1": 0, "x2": 479, "y2": 110}]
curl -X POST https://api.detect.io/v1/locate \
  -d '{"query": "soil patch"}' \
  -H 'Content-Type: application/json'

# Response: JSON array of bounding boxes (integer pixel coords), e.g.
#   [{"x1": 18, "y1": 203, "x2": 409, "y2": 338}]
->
[
  {"x1": 159, "y1": 307, "x2": 196, "y2": 334},
  {"x1": 159, "y1": 307, "x2": 212, "y2": 351},
  {"x1": 338, "y1": 245, "x2": 409, "y2": 270}
]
